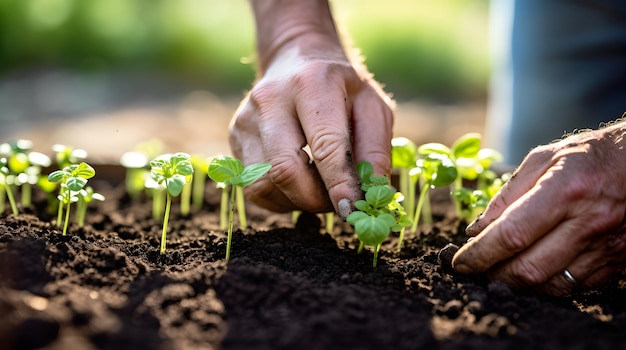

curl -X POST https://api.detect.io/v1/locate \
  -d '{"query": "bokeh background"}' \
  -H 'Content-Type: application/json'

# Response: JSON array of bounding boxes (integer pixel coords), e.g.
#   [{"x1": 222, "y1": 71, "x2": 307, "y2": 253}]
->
[{"x1": 0, "y1": 0, "x2": 490, "y2": 162}]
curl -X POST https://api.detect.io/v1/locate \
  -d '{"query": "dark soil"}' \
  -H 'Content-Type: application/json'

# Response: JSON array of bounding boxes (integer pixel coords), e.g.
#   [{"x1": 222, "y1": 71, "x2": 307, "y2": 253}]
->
[{"x1": 1, "y1": 166, "x2": 626, "y2": 350}]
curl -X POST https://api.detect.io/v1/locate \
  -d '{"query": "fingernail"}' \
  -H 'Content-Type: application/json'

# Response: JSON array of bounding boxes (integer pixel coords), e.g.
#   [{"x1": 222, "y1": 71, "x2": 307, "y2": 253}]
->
[
  {"x1": 452, "y1": 261, "x2": 473, "y2": 275},
  {"x1": 337, "y1": 198, "x2": 352, "y2": 221},
  {"x1": 465, "y1": 213, "x2": 483, "y2": 234}
]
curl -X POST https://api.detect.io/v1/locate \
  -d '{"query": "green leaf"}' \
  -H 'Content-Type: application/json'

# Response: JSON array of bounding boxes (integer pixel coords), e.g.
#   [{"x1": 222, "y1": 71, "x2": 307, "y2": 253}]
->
[
  {"x1": 353, "y1": 200, "x2": 370, "y2": 212},
  {"x1": 356, "y1": 161, "x2": 374, "y2": 183},
  {"x1": 431, "y1": 157, "x2": 457, "y2": 188},
  {"x1": 166, "y1": 174, "x2": 187, "y2": 197},
  {"x1": 72, "y1": 162, "x2": 96, "y2": 179},
  {"x1": 365, "y1": 186, "x2": 395, "y2": 208},
  {"x1": 48, "y1": 170, "x2": 65, "y2": 183},
  {"x1": 66, "y1": 176, "x2": 88, "y2": 191},
  {"x1": 352, "y1": 213, "x2": 395, "y2": 247},
  {"x1": 417, "y1": 142, "x2": 451, "y2": 156},
  {"x1": 451, "y1": 133, "x2": 481, "y2": 159},
  {"x1": 208, "y1": 156, "x2": 244, "y2": 183},
  {"x1": 391, "y1": 137, "x2": 417, "y2": 169},
  {"x1": 239, "y1": 163, "x2": 271, "y2": 187}
]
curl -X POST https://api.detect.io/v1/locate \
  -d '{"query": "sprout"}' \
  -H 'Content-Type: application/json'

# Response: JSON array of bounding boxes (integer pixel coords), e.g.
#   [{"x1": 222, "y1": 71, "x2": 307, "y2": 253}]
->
[
  {"x1": 48, "y1": 162, "x2": 96, "y2": 235},
  {"x1": 347, "y1": 161, "x2": 412, "y2": 266},
  {"x1": 0, "y1": 139, "x2": 51, "y2": 208},
  {"x1": 150, "y1": 153, "x2": 194, "y2": 254},
  {"x1": 120, "y1": 151, "x2": 150, "y2": 200},
  {"x1": 75, "y1": 186, "x2": 105, "y2": 227},
  {"x1": 208, "y1": 156, "x2": 271, "y2": 260},
  {"x1": 0, "y1": 157, "x2": 18, "y2": 216}
]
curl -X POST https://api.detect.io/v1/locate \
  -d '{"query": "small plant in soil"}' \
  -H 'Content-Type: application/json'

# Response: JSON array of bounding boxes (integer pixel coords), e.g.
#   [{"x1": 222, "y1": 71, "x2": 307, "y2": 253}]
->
[
  {"x1": 0, "y1": 139, "x2": 52, "y2": 209},
  {"x1": 149, "y1": 153, "x2": 194, "y2": 254},
  {"x1": 207, "y1": 156, "x2": 271, "y2": 260},
  {"x1": 75, "y1": 186, "x2": 105, "y2": 226},
  {"x1": 0, "y1": 157, "x2": 18, "y2": 216},
  {"x1": 48, "y1": 162, "x2": 96, "y2": 235},
  {"x1": 52, "y1": 144, "x2": 88, "y2": 169},
  {"x1": 346, "y1": 161, "x2": 412, "y2": 267}
]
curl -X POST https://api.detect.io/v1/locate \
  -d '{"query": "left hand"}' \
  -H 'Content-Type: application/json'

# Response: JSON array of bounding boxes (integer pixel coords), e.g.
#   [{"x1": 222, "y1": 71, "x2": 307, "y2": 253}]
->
[{"x1": 452, "y1": 121, "x2": 626, "y2": 296}]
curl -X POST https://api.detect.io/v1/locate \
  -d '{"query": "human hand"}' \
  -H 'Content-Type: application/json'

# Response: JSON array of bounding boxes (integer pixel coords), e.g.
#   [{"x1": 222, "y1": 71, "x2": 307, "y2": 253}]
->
[
  {"x1": 452, "y1": 121, "x2": 626, "y2": 296},
  {"x1": 230, "y1": 0, "x2": 393, "y2": 216}
]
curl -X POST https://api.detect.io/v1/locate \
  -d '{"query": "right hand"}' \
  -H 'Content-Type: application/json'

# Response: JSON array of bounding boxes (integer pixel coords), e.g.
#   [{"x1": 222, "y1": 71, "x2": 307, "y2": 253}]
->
[{"x1": 230, "y1": 45, "x2": 394, "y2": 216}]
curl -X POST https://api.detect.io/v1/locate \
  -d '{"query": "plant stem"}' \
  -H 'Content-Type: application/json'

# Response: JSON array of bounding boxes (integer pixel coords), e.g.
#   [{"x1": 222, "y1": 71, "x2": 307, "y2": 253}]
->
[
  {"x1": 62, "y1": 190, "x2": 71, "y2": 235},
  {"x1": 0, "y1": 186, "x2": 5, "y2": 213},
  {"x1": 411, "y1": 182, "x2": 431, "y2": 233},
  {"x1": 291, "y1": 210, "x2": 301, "y2": 224},
  {"x1": 192, "y1": 171, "x2": 205, "y2": 211},
  {"x1": 5, "y1": 184, "x2": 18, "y2": 216},
  {"x1": 21, "y1": 183, "x2": 31, "y2": 208},
  {"x1": 220, "y1": 187, "x2": 228, "y2": 230},
  {"x1": 160, "y1": 193, "x2": 172, "y2": 254},
  {"x1": 180, "y1": 182, "x2": 191, "y2": 216},
  {"x1": 235, "y1": 186, "x2": 247, "y2": 228},
  {"x1": 76, "y1": 199, "x2": 86, "y2": 226},
  {"x1": 373, "y1": 243, "x2": 381, "y2": 267},
  {"x1": 357, "y1": 241, "x2": 364, "y2": 254},
  {"x1": 56, "y1": 195, "x2": 63, "y2": 226},
  {"x1": 226, "y1": 185, "x2": 236, "y2": 260},
  {"x1": 396, "y1": 227, "x2": 406, "y2": 251}
]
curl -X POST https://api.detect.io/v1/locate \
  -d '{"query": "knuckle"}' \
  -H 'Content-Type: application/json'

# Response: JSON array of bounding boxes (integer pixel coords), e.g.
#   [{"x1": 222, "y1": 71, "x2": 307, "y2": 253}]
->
[
  {"x1": 308, "y1": 130, "x2": 345, "y2": 164},
  {"x1": 266, "y1": 153, "x2": 302, "y2": 189},
  {"x1": 510, "y1": 259, "x2": 547, "y2": 286},
  {"x1": 496, "y1": 220, "x2": 531, "y2": 253}
]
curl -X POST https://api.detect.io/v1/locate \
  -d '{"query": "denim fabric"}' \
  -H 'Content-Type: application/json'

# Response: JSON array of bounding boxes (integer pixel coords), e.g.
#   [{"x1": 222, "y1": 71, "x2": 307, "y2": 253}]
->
[{"x1": 486, "y1": 0, "x2": 626, "y2": 165}]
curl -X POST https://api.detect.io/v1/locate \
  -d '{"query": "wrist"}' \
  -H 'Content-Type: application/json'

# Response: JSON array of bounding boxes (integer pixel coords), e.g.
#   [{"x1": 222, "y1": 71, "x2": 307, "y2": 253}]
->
[{"x1": 250, "y1": 0, "x2": 346, "y2": 73}]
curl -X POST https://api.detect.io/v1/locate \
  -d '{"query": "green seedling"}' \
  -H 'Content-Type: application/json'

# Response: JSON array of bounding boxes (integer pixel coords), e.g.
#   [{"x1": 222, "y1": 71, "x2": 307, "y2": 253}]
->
[
  {"x1": 52, "y1": 144, "x2": 87, "y2": 169},
  {"x1": 0, "y1": 158, "x2": 18, "y2": 216},
  {"x1": 149, "y1": 153, "x2": 194, "y2": 254},
  {"x1": 0, "y1": 139, "x2": 52, "y2": 208},
  {"x1": 75, "y1": 186, "x2": 105, "y2": 227},
  {"x1": 391, "y1": 137, "x2": 418, "y2": 221},
  {"x1": 37, "y1": 176, "x2": 59, "y2": 215},
  {"x1": 48, "y1": 162, "x2": 96, "y2": 235},
  {"x1": 190, "y1": 155, "x2": 210, "y2": 211},
  {"x1": 451, "y1": 171, "x2": 510, "y2": 222},
  {"x1": 208, "y1": 156, "x2": 271, "y2": 260},
  {"x1": 347, "y1": 161, "x2": 412, "y2": 266},
  {"x1": 410, "y1": 153, "x2": 457, "y2": 233},
  {"x1": 120, "y1": 151, "x2": 150, "y2": 200}
]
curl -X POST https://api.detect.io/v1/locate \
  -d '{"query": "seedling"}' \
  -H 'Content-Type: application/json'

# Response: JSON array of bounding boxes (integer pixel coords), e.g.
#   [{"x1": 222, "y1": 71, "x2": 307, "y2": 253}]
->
[
  {"x1": 149, "y1": 153, "x2": 194, "y2": 254},
  {"x1": 120, "y1": 151, "x2": 150, "y2": 200},
  {"x1": 190, "y1": 155, "x2": 210, "y2": 211},
  {"x1": 0, "y1": 158, "x2": 18, "y2": 216},
  {"x1": 391, "y1": 137, "x2": 418, "y2": 221},
  {"x1": 410, "y1": 153, "x2": 457, "y2": 233},
  {"x1": 0, "y1": 139, "x2": 52, "y2": 208},
  {"x1": 207, "y1": 156, "x2": 271, "y2": 260},
  {"x1": 347, "y1": 161, "x2": 412, "y2": 266},
  {"x1": 75, "y1": 186, "x2": 105, "y2": 227},
  {"x1": 52, "y1": 144, "x2": 87, "y2": 169},
  {"x1": 48, "y1": 162, "x2": 96, "y2": 235}
]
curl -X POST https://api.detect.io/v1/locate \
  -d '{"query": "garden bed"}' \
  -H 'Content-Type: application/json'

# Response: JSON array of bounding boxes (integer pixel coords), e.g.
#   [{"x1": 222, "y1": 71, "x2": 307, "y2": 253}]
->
[{"x1": 1, "y1": 165, "x2": 626, "y2": 350}]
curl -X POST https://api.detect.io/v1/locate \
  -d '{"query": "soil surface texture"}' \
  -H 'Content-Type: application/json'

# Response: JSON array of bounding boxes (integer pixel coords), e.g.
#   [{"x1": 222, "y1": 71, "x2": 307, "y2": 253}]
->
[{"x1": 1, "y1": 167, "x2": 626, "y2": 350}]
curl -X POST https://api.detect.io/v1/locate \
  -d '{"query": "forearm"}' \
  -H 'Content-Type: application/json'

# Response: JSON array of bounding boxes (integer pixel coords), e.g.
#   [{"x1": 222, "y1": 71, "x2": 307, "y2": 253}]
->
[{"x1": 249, "y1": 0, "x2": 345, "y2": 74}]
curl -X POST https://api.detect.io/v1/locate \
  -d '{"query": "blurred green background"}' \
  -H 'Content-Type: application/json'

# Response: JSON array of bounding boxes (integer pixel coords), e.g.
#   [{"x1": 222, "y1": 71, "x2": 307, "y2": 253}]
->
[{"x1": 0, "y1": 0, "x2": 489, "y2": 101}]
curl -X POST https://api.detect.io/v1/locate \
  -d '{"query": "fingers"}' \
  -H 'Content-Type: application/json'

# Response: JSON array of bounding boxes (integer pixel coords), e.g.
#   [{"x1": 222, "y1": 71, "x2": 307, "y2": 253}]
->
[
  {"x1": 295, "y1": 82, "x2": 362, "y2": 217},
  {"x1": 452, "y1": 171, "x2": 570, "y2": 274},
  {"x1": 465, "y1": 147, "x2": 556, "y2": 236},
  {"x1": 351, "y1": 85, "x2": 394, "y2": 177}
]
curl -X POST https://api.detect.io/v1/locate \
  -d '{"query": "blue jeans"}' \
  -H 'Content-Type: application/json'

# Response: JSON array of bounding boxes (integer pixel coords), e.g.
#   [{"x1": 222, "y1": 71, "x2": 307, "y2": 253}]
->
[{"x1": 486, "y1": 0, "x2": 626, "y2": 166}]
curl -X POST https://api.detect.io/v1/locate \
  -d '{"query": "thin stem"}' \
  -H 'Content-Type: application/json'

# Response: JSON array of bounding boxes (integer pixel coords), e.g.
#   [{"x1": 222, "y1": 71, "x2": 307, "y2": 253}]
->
[
  {"x1": 226, "y1": 185, "x2": 236, "y2": 260},
  {"x1": 373, "y1": 243, "x2": 381, "y2": 267},
  {"x1": 220, "y1": 187, "x2": 228, "y2": 230},
  {"x1": 357, "y1": 241, "x2": 364, "y2": 254},
  {"x1": 76, "y1": 199, "x2": 86, "y2": 226},
  {"x1": 21, "y1": 183, "x2": 31, "y2": 208},
  {"x1": 180, "y1": 182, "x2": 191, "y2": 216},
  {"x1": 56, "y1": 194, "x2": 63, "y2": 226},
  {"x1": 396, "y1": 227, "x2": 406, "y2": 251},
  {"x1": 160, "y1": 193, "x2": 172, "y2": 254},
  {"x1": 411, "y1": 182, "x2": 431, "y2": 233},
  {"x1": 5, "y1": 184, "x2": 18, "y2": 216},
  {"x1": 192, "y1": 171, "x2": 205, "y2": 211},
  {"x1": 235, "y1": 186, "x2": 247, "y2": 228},
  {"x1": 62, "y1": 189, "x2": 71, "y2": 235},
  {"x1": 0, "y1": 185, "x2": 5, "y2": 213}
]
